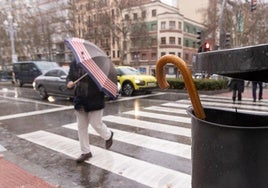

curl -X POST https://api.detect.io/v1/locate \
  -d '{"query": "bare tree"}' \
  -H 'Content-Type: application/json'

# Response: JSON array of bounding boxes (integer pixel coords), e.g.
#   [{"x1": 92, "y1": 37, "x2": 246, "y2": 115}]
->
[
  {"x1": 83, "y1": 0, "x2": 151, "y2": 65},
  {"x1": 202, "y1": 0, "x2": 268, "y2": 49}
]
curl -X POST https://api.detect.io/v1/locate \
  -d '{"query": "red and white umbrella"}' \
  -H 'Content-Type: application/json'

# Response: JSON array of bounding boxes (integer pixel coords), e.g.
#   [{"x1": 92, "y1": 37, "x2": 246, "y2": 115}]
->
[{"x1": 65, "y1": 37, "x2": 118, "y2": 99}]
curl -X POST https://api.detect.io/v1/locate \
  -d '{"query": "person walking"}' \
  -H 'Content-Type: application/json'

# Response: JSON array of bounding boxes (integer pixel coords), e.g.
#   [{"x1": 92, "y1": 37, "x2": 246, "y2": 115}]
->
[
  {"x1": 252, "y1": 81, "x2": 263, "y2": 102},
  {"x1": 66, "y1": 60, "x2": 113, "y2": 163},
  {"x1": 228, "y1": 78, "x2": 245, "y2": 103}
]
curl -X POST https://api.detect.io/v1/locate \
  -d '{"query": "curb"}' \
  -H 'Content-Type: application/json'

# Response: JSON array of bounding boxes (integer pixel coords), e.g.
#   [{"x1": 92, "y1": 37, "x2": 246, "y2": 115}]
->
[{"x1": 0, "y1": 154, "x2": 57, "y2": 188}]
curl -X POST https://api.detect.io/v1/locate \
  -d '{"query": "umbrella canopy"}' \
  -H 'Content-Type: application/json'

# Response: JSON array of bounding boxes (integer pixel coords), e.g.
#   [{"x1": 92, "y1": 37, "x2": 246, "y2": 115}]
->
[{"x1": 65, "y1": 37, "x2": 118, "y2": 99}]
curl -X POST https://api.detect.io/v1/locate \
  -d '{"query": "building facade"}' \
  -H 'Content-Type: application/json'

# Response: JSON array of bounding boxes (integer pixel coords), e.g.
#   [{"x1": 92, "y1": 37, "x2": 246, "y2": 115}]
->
[
  {"x1": 118, "y1": 0, "x2": 204, "y2": 76},
  {"x1": 0, "y1": 0, "x2": 205, "y2": 77}
]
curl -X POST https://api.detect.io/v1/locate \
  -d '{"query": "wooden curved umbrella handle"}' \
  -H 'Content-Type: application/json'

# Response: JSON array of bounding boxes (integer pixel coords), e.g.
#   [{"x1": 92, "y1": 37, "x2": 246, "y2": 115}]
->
[{"x1": 156, "y1": 55, "x2": 206, "y2": 120}]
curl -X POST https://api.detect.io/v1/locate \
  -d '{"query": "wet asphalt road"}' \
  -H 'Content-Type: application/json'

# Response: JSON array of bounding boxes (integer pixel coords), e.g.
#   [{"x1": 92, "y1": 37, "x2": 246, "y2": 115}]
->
[
  {"x1": 0, "y1": 82, "x2": 191, "y2": 187},
  {"x1": 2, "y1": 82, "x2": 267, "y2": 187}
]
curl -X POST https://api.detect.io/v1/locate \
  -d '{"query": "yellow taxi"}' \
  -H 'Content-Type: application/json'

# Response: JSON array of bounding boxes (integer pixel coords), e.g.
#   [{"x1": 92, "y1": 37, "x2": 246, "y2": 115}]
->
[{"x1": 115, "y1": 66, "x2": 157, "y2": 96}]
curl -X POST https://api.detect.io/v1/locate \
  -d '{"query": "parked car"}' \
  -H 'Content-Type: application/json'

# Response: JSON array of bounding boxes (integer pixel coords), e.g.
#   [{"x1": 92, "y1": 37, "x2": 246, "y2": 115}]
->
[
  {"x1": 33, "y1": 67, "x2": 121, "y2": 100},
  {"x1": 0, "y1": 70, "x2": 12, "y2": 82},
  {"x1": 13, "y1": 61, "x2": 59, "y2": 87},
  {"x1": 209, "y1": 74, "x2": 221, "y2": 80},
  {"x1": 33, "y1": 67, "x2": 73, "y2": 99},
  {"x1": 116, "y1": 66, "x2": 157, "y2": 96}
]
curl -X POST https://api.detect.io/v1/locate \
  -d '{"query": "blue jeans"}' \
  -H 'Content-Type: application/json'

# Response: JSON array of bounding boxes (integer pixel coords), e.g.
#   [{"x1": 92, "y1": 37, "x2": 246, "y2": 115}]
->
[{"x1": 252, "y1": 81, "x2": 263, "y2": 101}]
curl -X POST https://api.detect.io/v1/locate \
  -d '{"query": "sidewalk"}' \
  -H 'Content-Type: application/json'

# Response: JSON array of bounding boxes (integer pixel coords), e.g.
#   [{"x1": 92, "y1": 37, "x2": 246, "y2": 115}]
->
[
  {"x1": 0, "y1": 85, "x2": 266, "y2": 187},
  {"x1": 0, "y1": 155, "x2": 56, "y2": 188},
  {"x1": 215, "y1": 85, "x2": 268, "y2": 100}
]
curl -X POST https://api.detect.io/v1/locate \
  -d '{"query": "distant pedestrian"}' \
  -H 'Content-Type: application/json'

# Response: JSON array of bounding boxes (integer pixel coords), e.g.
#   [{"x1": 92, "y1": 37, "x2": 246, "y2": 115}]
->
[
  {"x1": 228, "y1": 78, "x2": 245, "y2": 103},
  {"x1": 66, "y1": 60, "x2": 113, "y2": 163},
  {"x1": 252, "y1": 81, "x2": 263, "y2": 102}
]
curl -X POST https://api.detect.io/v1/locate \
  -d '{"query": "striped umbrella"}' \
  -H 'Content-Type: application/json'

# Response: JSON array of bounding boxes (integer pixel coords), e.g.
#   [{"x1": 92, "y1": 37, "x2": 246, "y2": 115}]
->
[{"x1": 65, "y1": 37, "x2": 118, "y2": 99}]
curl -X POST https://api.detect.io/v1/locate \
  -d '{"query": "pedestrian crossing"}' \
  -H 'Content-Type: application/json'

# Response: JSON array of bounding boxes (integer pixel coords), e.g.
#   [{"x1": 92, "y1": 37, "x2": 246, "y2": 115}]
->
[{"x1": 18, "y1": 95, "x2": 268, "y2": 188}]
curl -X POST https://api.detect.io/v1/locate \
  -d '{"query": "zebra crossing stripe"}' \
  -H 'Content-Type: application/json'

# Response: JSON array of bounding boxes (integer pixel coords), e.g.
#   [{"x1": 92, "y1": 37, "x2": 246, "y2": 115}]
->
[
  {"x1": 179, "y1": 99, "x2": 268, "y2": 112},
  {"x1": 102, "y1": 115, "x2": 191, "y2": 137},
  {"x1": 161, "y1": 103, "x2": 190, "y2": 108},
  {"x1": 18, "y1": 130, "x2": 191, "y2": 187},
  {"x1": 63, "y1": 123, "x2": 191, "y2": 159},
  {"x1": 144, "y1": 106, "x2": 188, "y2": 115},
  {"x1": 0, "y1": 106, "x2": 73, "y2": 121},
  {"x1": 123, "y1": 110, "x2": 191, "y2": 124}
]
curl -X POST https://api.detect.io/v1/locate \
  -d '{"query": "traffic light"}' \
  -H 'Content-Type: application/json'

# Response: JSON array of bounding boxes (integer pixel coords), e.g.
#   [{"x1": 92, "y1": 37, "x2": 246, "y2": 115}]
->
[
  {"x1": 225, "y1": 32, "x2": 231, "y2": 48},
  {"x1": 196, "y1": 30, "x2": 202, "y2": 46},
  {"x1": 196, "y1": 30, "x2": 204, "y2": 52},
  {"x1": 203, "y1": 42, "x2": 210, "y2": 52},
  {"x1": 251, "y1": 0, "x2": 257, "y2": 12}
]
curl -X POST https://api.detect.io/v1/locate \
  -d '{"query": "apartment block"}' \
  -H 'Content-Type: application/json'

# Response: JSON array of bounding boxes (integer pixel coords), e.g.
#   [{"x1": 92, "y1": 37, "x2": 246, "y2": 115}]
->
[{"x1": 0, "y1": 0, "x2": 206, "y2": 77}]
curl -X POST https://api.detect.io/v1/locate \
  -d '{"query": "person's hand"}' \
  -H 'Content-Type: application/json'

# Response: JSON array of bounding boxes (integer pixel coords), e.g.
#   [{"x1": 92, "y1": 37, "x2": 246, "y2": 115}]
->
[{"x1": 67, "y1": 81, "x2": 75, "y2": 89}]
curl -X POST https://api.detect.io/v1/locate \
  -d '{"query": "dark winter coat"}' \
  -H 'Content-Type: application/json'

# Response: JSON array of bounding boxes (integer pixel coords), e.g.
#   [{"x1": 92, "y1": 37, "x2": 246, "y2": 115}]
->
[
  {"x1": 66, "y1": 60, "x2": 105, "y2": 112},
  {"x1": 228, "y1": 78, "x2": 245, "y2": 93}
]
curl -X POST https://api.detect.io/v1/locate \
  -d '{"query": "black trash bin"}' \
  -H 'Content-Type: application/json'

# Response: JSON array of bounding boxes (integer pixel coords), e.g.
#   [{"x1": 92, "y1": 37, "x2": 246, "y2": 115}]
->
[{"x1": 187, "y1": 107, "x2": 268, "y2": 188}]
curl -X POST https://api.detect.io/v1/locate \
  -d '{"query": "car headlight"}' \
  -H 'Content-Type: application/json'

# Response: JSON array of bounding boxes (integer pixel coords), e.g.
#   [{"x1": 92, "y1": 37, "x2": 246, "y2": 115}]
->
[{"x1": 135, "y1": 79, "x2": 145, "y2": 85}]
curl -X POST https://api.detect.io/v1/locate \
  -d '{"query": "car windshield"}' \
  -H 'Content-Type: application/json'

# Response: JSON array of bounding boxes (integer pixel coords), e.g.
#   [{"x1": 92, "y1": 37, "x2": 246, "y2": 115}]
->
[
  {"x1": 119, "y1": 67, "x2": 140, "y2": 75},
  {"x1": 36, "y1": 62, "x2": 59, "y2": 70}
]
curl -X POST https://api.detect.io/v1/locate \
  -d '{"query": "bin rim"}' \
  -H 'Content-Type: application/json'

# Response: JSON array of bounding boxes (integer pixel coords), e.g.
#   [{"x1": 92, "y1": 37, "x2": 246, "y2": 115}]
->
[{"x1": 187, "y1": 106, "x2": 268, "y2": 130}]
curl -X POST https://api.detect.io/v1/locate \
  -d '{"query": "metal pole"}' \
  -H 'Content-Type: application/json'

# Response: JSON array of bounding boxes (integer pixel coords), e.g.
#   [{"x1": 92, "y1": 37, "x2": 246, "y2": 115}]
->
[
  {"x1": 10, "y1": 24, "x2": 16, "y2": 63},
  {"x1": 219, "y1": 0, "x2": 227, "y2": 49},
  {"x1": 4, "y1": 13, "x2": 17, "y2": 63}
]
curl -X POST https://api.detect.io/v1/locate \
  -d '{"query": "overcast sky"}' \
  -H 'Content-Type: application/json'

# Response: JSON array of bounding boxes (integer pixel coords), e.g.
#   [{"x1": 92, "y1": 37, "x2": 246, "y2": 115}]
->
[
  {"x1": 161, "y1": 0, "x2": 268, "y2": 6},
  {"x1": 160, "y1": 0, "x2": 174, "y2": 6}
]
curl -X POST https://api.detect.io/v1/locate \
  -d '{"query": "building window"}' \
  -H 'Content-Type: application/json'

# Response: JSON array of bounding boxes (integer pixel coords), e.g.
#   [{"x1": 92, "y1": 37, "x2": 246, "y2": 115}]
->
[
  {"x1": 169, "y1": 52, "x2": 175, "y2": 55},
  {"x1": 161, "y1": 37, "x2": 166, "y2": 44},
  {"x1": 152, "y1": 9, "x2": 156, "y2": 17},
  {"x1": 193, "y1": 27, "x2": 197, "y2": 34},
  {"x1": 185, "y1": 53, "x2": 189, "y2": 61},
  {"x1": 142, "y1": 11, "x2": 146, "y2": 18},
  {"x1": 125, "y1": 14, "x2": 129, "y2": 20},
  {"x1": 151, "y1": 38, "x2": 157, "y2": 46},
  {"x1": 151, "y1": 23, "x2": 157, "y2": 31},
  {"x1": 185, "y1": 25, "x2": 189, "y2": 33},
  {"x1": 161, "y1": 21, "x2": 166, "y2": 30},
  {"x1": 161, "y1": 52, "x2": 166, "y2": 56},
  {"x1": 178, "y1": 22, "x2": 182, "y2": 30},
  {"x1": 185, "y1": 40, "x2": 189, "y2": 47},
  {"x1": 113, "y1": 50, "x2": 115, "y2": 58},
  {"x1": 178, "y1": 37, "x2": 181, "y2": 45},
  {"x1": 133, "y1": 13, "x2": 138, "y2": 20},
  {"x1": 152, "y1": 53, "x2": 157, "y2": 60},
  {"x1": 93, "y1": 14, "x2": 97, "y2": 21},
  {"x1": 112, "y1": 9, "x2": 115, "y2": 18},
  {"x1": 178, "y1": 52, "x2": 181, "y2": 57},
  {"x1": 193, "y1": 41, "x2": 196, "y2": 48},
  {"x1": 169, "y1": 21, "x2": 176, "y2": 29},
  {"x1": 141, "y1": 53, "x2": 146, "y2": 60},
  {"x1": 169, "y1": 37, "x2": 175, "y2": 44}
]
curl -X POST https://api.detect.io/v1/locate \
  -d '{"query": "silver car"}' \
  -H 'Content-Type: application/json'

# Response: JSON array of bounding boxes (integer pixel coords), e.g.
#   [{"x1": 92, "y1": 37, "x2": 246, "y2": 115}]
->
[
  {"x1": 33, "y1": 67, "x2": 74, "y2": 99},
  {"x1": 33, "y1": 67, "x2": 121, "y2": 100}
]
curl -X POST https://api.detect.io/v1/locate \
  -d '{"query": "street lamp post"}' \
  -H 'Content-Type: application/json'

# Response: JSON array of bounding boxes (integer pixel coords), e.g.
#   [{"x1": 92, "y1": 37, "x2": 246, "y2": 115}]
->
[
  {"x1": 3, "y1": 12, "x2": 18, "y2": 64},
  {"x1": 218, "y1": 0, "x2": 227, "y2": 49}
]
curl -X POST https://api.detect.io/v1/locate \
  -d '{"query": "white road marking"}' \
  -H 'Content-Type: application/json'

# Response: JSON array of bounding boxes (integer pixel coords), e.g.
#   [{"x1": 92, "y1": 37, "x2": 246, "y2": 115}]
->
[
  {"x1": 0, "y1": 95, "x2": 65, "y2": 107},
  {"x1": 63, "y1": 123, "x2": 191, "y2": 159},
  {"x1": 123, "y1": 110, "x2": 191, "y2": 124},
  {"x1": 102, "y1": 115, "x2": 191, "y2": 137},
  {"x1": 144, "y1": 106, "x2": 188, "y2": 115},
  {"x1": 161, "y1": 103, "x2": 191, "y2": 109},
  {"x1": 0, "y1": 106, "x2": 73, "y2": 120},
  {"x1": 19, "y1": 131, "x2": 191, "y2": 188}
]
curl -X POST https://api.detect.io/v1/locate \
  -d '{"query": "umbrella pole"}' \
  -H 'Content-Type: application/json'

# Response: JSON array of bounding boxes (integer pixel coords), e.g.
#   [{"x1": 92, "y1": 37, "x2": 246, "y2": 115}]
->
[
  {"x1": 73, "y1": 73, "x2": 88, "y2": 85},
  {"x1": 156, "y1": 54, "x2": 206, "y2": 120}
]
